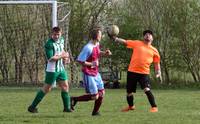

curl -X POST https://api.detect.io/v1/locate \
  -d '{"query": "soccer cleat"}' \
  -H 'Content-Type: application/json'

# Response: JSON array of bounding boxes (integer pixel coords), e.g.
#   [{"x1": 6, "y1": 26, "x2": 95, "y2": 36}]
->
[
  {"x1": 121, "y1": 105, "x2": 135, "y2": 112},
  {"x1": 70, "y1": 97, "x2": 77, "y2": 110},
  {"x1": 150, "y1": 107, "x2": 158, "y2": 113},
  {"x1": 63, "y1": 108, "x2": 73, "y2": 112},
  {"x1": 28, "y1": 106, "x2": 38, "y2": 113},
  {"x1": 92, "y1": 111, "x2": 101, "y2": 116}
]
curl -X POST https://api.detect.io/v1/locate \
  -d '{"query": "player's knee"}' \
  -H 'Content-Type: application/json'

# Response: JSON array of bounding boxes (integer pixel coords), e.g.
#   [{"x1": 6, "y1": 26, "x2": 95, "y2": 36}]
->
[
  {"x1": 42, "y1": 84, "x2": 52, "y2": 93},
  {"x1": 42, "y1": 87, "x2": 51, "y2": 93},
  {"x1": 127, "y1": 93, "x2": 133, "y2": 96},
  {"x1": 61, "y1": 86, "x2": 68, "y2": 92},
  {"x1": 91, "y1": 94, "x2": 99, "y2": 100},
  {"x1": 98, "y1": 89, "x2": 105, "y2": 97},
  {"x1": 61, "y1": 85, "x2": 69, "y2": 91},
  {"x1": 144, "y1": 87, "x2": 150, "y2": 92},
  {"x1": 59, "y1": 82, "x2": 69, "y2": 92}
]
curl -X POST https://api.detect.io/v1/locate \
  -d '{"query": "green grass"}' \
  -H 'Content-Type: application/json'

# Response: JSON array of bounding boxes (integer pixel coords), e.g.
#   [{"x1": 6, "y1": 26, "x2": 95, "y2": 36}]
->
[{"x1": 0, "y1": 87, "x2": 200, "y2": 124}]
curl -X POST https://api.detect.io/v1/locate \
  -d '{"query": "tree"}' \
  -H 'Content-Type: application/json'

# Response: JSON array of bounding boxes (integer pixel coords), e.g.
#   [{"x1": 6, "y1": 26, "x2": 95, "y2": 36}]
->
[{"x1": 174, "y1": 0, "x2": 200, "y2": 82}]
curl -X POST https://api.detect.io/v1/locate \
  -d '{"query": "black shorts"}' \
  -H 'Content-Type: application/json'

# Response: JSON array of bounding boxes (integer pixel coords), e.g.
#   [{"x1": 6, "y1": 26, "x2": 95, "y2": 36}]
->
[{"x1": 126, "y1": 71, "x2": 151, "y2": 93}]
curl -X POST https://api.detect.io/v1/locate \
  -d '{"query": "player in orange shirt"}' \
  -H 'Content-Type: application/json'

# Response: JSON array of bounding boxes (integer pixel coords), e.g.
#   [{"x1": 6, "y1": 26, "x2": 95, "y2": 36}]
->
[{"x1": 110, "y1": 30, "x2": 162, "y2": 112}]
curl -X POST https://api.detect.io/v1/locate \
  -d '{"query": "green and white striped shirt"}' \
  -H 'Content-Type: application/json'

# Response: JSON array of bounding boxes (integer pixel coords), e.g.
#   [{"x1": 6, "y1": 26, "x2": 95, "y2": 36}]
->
[{"x1": 45, "y1": 37, "x2": 65, "y2": 72}]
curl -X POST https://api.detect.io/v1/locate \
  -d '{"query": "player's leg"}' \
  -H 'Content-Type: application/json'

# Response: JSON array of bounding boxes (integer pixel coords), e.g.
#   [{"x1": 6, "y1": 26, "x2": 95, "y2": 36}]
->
[
  {"x1": 57, "y1": 71, "x2": 72, "y2": 112},
  {"x1": 28, "y1": 72, "x2": 55, "y2": 113},
  {"x1": 139, "y1": 75, "x2": 158, "y2": 112},
  {"x1": 71, "y1": 74, "x2": 98, "y2": 110},
  {"x1": 58, "y1": 80, "x2": 72, "y2": 112},
  {"x1": 121, "y1": 71, "x2": 137, "y2": 112},
  {"x1": 92, "y1": 73, "x2": 105, "y2": 116},
  {"x1": 144, "y1": 88, "x2": 158, "y2": 112}
]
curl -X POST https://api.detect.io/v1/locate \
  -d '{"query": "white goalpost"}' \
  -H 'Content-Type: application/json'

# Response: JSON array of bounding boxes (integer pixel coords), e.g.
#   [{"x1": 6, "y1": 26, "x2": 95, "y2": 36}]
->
[
  {"x1": 0, "y1": 0, "x2": 58, "y2": 27},
  {"x1": 0, "y1": 0, "x2": 80, "y2": 86}
]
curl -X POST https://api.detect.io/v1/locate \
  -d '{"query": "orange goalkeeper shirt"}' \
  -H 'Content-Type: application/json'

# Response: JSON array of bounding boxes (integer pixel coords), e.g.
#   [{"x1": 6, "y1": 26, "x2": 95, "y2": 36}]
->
[{"x1": 125, "y1": 40, "x2": 160, "y2": 74}]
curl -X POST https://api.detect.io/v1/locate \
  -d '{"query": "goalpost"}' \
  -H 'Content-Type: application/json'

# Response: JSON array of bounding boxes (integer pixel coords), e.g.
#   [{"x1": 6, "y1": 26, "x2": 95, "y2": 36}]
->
[
  {"x1": 0, "y1": 0, "x2": 80, "y2": 86},
  {"x1": 0, "y1": 0, "x2": 58, "y2": 27}
]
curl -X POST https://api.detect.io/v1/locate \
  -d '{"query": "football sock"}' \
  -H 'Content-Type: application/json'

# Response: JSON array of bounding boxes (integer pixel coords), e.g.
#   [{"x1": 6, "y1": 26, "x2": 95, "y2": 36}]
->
[
  {"x1": 127, "y1": 95, "x2": 134, "y2": 106},
  {"x1": 92, "y1": 96, "x2": 103, "y2": 113},
  {"x1": 74, "y1": 94, "x2": 93, "y2": 101},
  {"x1": 145, "y1": 91, "x2": 157, "y2": 107},
  {"x1": 61, "y1": 91, "x2": 71, "y2": 110},
  {"x1": 31, "y1": 89, "x2": 45, "y2": 108}
]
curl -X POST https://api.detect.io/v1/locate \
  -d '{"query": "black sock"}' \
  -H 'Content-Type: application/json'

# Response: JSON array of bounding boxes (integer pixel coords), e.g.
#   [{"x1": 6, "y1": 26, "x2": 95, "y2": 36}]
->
[
  {"x1": 145, "y1": 91, "x2": 157, "y2": 107},
  {"x1": 127, "y1": 95, "x2": 134, "y2": 107}
]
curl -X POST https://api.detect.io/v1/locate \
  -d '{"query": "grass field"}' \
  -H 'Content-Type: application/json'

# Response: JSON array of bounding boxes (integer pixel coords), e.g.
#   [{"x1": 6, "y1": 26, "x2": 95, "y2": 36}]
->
[{"x1": 0, "y1": 87, "x2": 200, "y2": 124}]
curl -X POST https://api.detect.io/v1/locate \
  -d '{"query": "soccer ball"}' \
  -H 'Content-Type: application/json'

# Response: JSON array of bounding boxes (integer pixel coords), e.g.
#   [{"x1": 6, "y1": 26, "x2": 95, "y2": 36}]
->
[{"x1": 107, "y1": 25, "x2": 119, "y2": 36}]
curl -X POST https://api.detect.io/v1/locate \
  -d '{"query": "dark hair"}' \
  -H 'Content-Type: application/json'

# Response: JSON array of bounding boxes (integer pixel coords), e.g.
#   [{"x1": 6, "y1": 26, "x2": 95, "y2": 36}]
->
[
  {"x1": 143, "y1": 30, "x2": 153, "y2": 36},
  {"x1": 90, "y1": 28, "x2": 101, "y2": 40},
  {"x1": 52, "y1": 27, "x2": 62, "y2": 33}
]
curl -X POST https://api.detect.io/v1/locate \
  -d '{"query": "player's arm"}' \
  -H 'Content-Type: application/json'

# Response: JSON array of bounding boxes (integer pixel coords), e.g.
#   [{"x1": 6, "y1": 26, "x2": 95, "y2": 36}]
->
[
  {"x1": 49, "y1": 51, "x2": 69, "y2": 62},
  {"x1": 77, "y1": 61, "x2": 98, "y2": 69},
  {"x1": 113, "y1": 37, "x2": 127, "y2": 45},
  {"x1": 81, "y1": 61, "x2": 97, "y2": 67},
  {"x1": 100, "y1": 49, "x2": 112, "y2": 56},
  {"x1": 76, "y1": 46, "x2": 98, "y2": 68},
  {"x1": 107, "y1": 33, "x2": 127, "y2": 45},
  {"x1": 107, "y1": 28, "x2": 126, "y2": 45},
  {"x1": 153, "y1": 48, "x2": 162, "y2": 83},
  {"x1": 45, "y1": 42, "x2": 58, "y2": 62},
  {"x1": 62, "y1": 51, "x2": 70, "y2": 64},
  {"x1": 154, "y1": 63, "x2": 162, "y2": 83},
  {"x1": 45, "y1": 39, "x2": 68, "y2": 62}
]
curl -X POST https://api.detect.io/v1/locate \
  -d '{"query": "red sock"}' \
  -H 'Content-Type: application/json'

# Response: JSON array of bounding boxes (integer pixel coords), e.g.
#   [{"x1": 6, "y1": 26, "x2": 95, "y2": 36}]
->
[
  {"x1": 74, "y1": 94, "x2": 93, "y2": 101},
  {"x1": 92, "y1": 96, "x2": 103, "y2": 113}
]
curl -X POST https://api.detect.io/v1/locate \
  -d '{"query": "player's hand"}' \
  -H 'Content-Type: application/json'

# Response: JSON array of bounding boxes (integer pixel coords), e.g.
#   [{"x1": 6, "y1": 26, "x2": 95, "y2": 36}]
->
[
  {"x1": 156, "y1": 74, "x2": 163, "y2": 84},
  {"x1": 105, "y1": 49, "x2": 112, "y2": 56},
  {"x1": 91, "y1": 61, "x2": 99, "y2": 68},
  {"x1": 61, "y1": 51, "x2": 69, "y2": 58},
  {"x1": 63, "y1": 57, "x2": 70, "y2": 64}
]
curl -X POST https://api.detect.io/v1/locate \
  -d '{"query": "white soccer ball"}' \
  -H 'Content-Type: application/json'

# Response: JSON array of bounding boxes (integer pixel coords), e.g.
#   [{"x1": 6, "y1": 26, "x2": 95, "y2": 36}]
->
[{"x1": 107, "y1": 25, "x2": 119, "y2": 36}]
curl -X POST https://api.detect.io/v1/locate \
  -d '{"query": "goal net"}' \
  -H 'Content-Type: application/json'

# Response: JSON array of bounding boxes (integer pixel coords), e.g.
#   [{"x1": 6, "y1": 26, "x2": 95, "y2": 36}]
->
[{"x1": 0, "y1": 0, "x2": 80, "y2": 86}]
